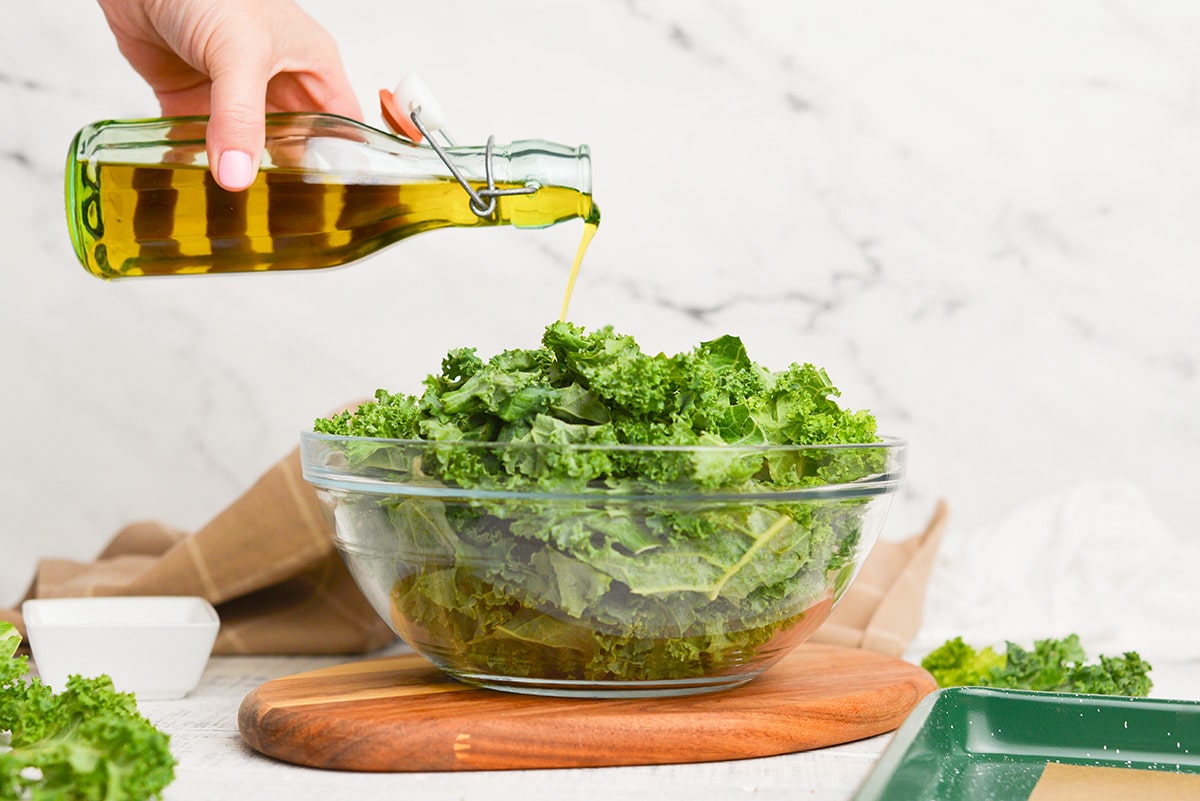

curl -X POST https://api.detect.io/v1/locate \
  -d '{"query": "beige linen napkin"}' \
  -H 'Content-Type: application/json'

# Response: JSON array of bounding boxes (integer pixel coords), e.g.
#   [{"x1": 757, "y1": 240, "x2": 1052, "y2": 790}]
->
[
  {"x1": 1, "y1": 446, "x2": 946, "y2": 657},
  {"x1": 1, "y1": 448, "x2": 394, "y2": 655},
  {"x1": 811, "y1": 499, "x2": 948, "y2": 656}
]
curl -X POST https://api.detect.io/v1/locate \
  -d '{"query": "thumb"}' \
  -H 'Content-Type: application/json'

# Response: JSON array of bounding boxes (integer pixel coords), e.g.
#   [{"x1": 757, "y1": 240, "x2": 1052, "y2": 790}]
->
[{"x1": 206, "y1": 64, "x2": 270, "y2": 191}]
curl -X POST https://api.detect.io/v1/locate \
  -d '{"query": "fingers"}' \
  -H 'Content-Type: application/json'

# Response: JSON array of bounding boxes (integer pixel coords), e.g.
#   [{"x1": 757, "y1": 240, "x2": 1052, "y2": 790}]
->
[
  {"x1": 311, "y1": 66, "x2": 364, "y2": 122},
  {"x1": 136, "y1": 0, "x2": 361, "y2": 191},
  {"x1": 205, "y1": 29, "x2": 359, "y2": 191},
  {"x1": 206, "y1": 60, "x2": 271, "y2": 191},
  {"x1": 281, "y1": 10, "x2": 364, "y2": 121}
]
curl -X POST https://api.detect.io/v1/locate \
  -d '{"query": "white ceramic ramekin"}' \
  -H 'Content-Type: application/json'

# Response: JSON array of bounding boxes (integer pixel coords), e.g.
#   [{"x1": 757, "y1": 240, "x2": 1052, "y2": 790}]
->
[{"x1": 22, "y1": 596, "x2": 220, "y2": 699}]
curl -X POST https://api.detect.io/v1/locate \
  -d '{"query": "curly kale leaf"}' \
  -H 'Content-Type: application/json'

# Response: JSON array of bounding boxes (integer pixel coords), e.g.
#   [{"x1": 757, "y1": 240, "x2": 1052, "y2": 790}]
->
[
  {"x1": 315, "y1": 321, "x2": 881, "y2": 489},
  {"x1": 356, "y1": 491, "x2": 864, "y2": 682},
  {"x1": 921, "y1": 634, "x2": 1153, "y2": 697},
  {"x1": 920, "y1": 636, "x2": 1006, "y2": 688},
  {"x1": 0, "y1": 621, "x2": 176, "y2": 801}
]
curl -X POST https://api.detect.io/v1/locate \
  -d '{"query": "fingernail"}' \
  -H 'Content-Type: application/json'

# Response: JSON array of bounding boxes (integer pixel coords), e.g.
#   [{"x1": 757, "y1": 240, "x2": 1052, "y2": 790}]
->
[{"x1": 217, "y1": 150, "x2": 254, "y2": 190}]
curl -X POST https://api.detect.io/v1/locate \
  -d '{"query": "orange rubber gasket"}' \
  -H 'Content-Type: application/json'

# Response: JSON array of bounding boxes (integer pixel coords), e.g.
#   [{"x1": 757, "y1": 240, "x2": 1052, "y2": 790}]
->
[{"x1": 379, "y1": 88, "x2": 423, "y2": 143}]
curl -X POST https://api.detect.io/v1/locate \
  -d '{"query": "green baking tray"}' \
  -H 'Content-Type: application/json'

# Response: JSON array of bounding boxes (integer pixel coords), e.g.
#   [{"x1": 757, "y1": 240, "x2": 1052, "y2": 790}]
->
[{"x1": 853, "y1": 686, "x2": 1200, "y2": 800}]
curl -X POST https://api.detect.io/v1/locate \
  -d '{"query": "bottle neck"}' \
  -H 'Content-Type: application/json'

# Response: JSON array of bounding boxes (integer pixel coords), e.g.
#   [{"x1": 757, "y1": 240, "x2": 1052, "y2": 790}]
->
[
  {"x1": 440, "y1": 141, "x2": 592, "y2": 198},
  {"x1": 299, "y1": 125, "x2": 593, "y2": 225}
]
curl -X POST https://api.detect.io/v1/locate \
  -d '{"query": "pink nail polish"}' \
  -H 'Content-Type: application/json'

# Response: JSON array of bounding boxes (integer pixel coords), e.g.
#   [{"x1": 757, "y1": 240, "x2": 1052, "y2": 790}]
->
[{"x1": 217, "y1": 150, "x2": 254, "y2": 190}]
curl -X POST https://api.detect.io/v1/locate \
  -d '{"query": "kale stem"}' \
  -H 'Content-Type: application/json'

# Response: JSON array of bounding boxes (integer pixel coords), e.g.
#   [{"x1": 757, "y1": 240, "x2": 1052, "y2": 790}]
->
[{"x1": 706, "y1": 513, "x2": 793, "y2": 601}]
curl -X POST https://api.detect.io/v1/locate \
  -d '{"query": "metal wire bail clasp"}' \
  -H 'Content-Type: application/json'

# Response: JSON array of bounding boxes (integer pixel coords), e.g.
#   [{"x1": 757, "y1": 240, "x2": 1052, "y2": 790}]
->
[
  {"x1": 409, "y1": 112, "x2": 540, "y2": 219},
  {"x1": 379, "y1": 75, "x2": 540, "y2": 219}
]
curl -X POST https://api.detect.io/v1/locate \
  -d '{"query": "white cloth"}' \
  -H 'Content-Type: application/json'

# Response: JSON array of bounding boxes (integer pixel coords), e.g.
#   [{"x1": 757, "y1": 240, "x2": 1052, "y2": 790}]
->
[{"x1": 910, "y1": 480, "x2": 1199, "y2": 666}]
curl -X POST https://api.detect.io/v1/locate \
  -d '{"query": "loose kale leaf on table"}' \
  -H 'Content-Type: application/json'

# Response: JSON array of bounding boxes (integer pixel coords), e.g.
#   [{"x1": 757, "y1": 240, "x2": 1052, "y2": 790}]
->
[
  {"x1": 0, "y1": 621, "x2": 176, "y2": 801},
  {"x1": 921, "y1": 634, "x2": 1153, "y2": 697}
]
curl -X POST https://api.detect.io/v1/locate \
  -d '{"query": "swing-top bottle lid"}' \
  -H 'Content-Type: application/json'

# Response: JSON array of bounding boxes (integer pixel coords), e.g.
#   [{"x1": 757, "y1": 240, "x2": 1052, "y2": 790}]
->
[
  {"x1": 380, "y1": 74, "x2": 447, "y2": 144},
  {"x1": 378, "y1": 74, "x2": 554, "y2": 219}
]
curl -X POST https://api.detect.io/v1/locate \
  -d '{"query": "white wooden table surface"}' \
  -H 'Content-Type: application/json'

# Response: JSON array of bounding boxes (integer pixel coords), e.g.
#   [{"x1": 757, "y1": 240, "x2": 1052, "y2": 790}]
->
[
  {"x1": 132, "y1": 645, "x2": 1199, "y2": 801},
  {"x1": 136, "y1": 644, "x2": 890, "y2": 801}
]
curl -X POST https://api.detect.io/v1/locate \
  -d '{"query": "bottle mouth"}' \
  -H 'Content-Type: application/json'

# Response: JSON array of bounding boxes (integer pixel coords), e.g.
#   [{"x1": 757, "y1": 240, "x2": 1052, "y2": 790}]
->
[
  {"x1": 502, "y1": 140, "x2": 592, "y2": 197},
  {"x1": 576, "y1": 144, "x2": 592, "y2": 197}
]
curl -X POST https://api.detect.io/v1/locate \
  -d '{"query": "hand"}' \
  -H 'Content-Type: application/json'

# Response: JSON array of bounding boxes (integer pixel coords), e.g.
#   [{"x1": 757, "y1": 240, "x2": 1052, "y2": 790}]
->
[{"x1": 97, "y1": 0, "x2": 362, "y2": 190}]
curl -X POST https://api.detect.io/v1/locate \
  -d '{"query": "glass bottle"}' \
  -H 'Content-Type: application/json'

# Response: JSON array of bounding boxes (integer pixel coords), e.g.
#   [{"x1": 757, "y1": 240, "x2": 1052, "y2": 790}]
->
[{"x1": 65, "y1": 113, "x2": 594, "y2": 279}]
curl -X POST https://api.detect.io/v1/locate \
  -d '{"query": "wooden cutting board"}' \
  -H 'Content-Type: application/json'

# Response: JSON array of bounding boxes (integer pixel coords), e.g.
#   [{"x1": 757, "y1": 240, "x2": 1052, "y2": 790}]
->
[{"x1": 238, "y1": 643, "x2": 936, "y2": 772}]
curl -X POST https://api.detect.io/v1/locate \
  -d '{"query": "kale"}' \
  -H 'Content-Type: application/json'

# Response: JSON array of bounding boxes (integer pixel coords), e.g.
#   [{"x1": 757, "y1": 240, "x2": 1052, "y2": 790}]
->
[
  {"x1": 0, "y1": 622, "x2": 176, "y2": 800},
  {"x1": 922, "y1": 634, "x2": 1153, "y2": 697},
  {"x1": 315, "y1": 322, "x2": 888, "y2": 683}
]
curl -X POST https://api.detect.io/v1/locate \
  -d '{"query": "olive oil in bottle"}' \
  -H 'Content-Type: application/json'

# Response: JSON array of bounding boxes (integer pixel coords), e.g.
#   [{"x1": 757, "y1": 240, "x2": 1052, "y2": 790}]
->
[{"x1": 65, "y1": 113, "x2": 595, "y2": 280}]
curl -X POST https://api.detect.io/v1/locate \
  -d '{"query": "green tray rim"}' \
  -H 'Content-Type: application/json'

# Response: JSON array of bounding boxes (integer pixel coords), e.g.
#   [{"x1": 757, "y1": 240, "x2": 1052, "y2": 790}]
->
[{"x1": 853, "y1": 686, "x2": 1200, "y2": 801}]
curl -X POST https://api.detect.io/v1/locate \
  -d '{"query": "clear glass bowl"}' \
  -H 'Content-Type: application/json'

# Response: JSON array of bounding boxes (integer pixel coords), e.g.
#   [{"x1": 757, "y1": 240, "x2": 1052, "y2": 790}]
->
[{"x1": 301, "y1": 433, "x2": 906, "y2": 698}]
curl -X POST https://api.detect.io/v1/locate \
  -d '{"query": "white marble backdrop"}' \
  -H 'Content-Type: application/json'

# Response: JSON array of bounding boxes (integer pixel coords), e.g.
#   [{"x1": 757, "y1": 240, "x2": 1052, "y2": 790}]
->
[{"x1": 2, "y1": 1, "x2": 1198, "y2": 601}]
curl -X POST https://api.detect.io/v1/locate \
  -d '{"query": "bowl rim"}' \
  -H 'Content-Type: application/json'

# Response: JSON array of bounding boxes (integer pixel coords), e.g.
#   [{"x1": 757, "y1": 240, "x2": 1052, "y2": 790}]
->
[
  {"x1": 299, "y1": 432, "x2": 906, "y2": 503},
  {"x1": 300, "y1": 431, "x2": 907, "y2": 454}
]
